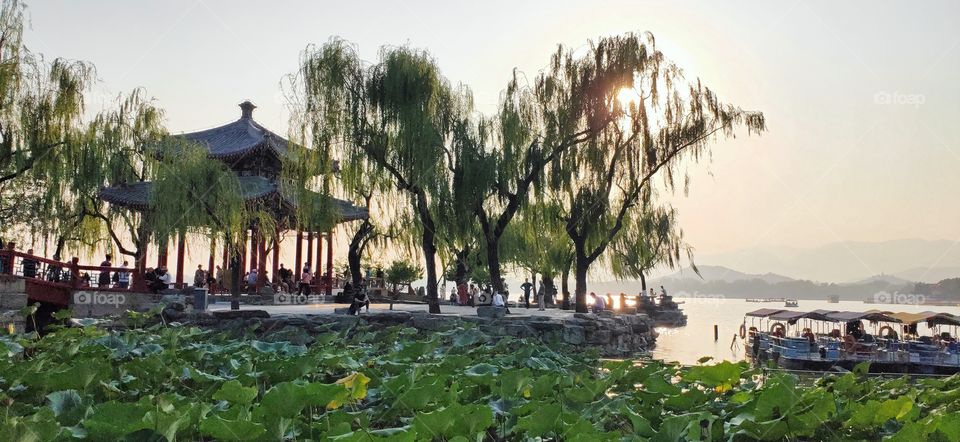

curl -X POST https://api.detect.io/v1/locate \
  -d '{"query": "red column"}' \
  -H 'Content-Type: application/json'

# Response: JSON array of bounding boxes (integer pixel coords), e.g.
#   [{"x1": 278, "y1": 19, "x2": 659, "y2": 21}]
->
[
  {"x1": 175, "y1": 232, "x2": 186, "y2": 288},
  {"x1": 306, "y1": 232, "x2": 314, "y2": 272},
  {"x1": 157, "y1": 239, "x2": 168, "y2": 269},
  {"x1": 256, "y1": 233, "x2": 267, "y2": 289},
  {"x1": 316, "y1": 231, "x2": 323, "y2": 289},
  {"x1": 249, "y1": 228, "x2": 259, "y2": 273},
  {"x1": 221, "y1": 242, "x2": 228, "y2": 273},
  {"x1": 272, "y1": 228, "x2": 281, "y2": 284},
  {"x1": 326, "y1": 229, "x2": 334, "y2": 296},
  {"x1": 294, "y1": 230, "x2": 303, "y2": 282},
  {"x1": 239, "y1": 230, "x2": 248, "y2": 276}
]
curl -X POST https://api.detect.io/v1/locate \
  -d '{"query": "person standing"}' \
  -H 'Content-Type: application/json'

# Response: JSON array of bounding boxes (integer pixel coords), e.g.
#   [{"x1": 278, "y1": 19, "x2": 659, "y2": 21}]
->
[
  {"x1": 457, "y1": 281, "x2": 468, "y2": 306},
  {"x1": 116, "y1": 261, "x2": 130, "y2": 289},
  {"x1": 97, "y1": 254, "x2": 112, "y2": 288},
  {"x1": 521, "y1": 278, "x2": 533, "y2": 309},
  {"x1": 246, "y1": 269, "x2": 258, "y2": 294},
  {"x1": 214, "y1": 265, "x2": 224, "y2": 293},
  {"x1": 22, "y1": 248, "x2": 38, "y2": 278},
  {"x1": 299, "y1": 266, "x2": 313, "y2": 296},
  {"x1": 47, "y1": 254, "x2": 63, "y2": 282},
  {"x1": 537, "y1": 283, "x2": 546, "y2": 311}
]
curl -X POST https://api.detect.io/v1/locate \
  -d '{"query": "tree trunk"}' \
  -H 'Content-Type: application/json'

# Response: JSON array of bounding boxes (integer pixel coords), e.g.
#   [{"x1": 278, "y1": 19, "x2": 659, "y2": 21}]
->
[
  {"x1": 574, "y1": 242, "x2": 589, "y2": 313},
  {"x1": 454, "y1": 249, "x2": 468, "y2": 287},
  {"x1": 560, "y1": 265, "x2": 570, "y2": 310},
  {"x1": 542, "y1": 275, "x2": 556, "y2": 304},
  {"x1": 229, "y1": 249, "x2": 242, "y2": 310},
  {"x1": 348, "y1": 219, "x2": 373, "y2": 291},
  {"x1": 640, "y1": 272, "x2": 647, "y2": 292},
  {"x1": 486, "y1": 236, "x2": 504, "y2": 293},
  {"x1": 422, "y1": 231, "x2": 440, "y2": 313},
  {"x1": 416, "y1": 191, "x2": 441, "y2": 314}
]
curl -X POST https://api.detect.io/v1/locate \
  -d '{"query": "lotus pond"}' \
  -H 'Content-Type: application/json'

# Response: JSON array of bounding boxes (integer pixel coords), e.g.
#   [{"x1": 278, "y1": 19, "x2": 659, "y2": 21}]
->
[{"x1": 1, "y1": 320, "x2": 959, "y2": 441}]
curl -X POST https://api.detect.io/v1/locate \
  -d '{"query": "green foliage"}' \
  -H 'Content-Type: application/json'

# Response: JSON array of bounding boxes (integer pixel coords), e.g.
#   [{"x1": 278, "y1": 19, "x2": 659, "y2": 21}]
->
[
  {"x1": 0, "y1": 0, "x2": 95, "y2": 236},
  {"x1": 503, "y1": 200, "x2": 572, "y2": 279},
  {"x1": 608, "y1": 202, "x2": 694, "y2": 282},
  {"x1": 385, "y1": 258, "x2": 422, "y2": 286},
  {"x1": 0, "y1": 323, "x2": 958, "y2": 440}
]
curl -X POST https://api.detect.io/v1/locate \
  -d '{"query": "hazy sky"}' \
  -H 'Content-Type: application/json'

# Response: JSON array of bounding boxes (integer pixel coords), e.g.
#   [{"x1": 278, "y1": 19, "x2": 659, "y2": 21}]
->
[{"x1": 23, "y1": 0, "x2": 960, "y2": 259}]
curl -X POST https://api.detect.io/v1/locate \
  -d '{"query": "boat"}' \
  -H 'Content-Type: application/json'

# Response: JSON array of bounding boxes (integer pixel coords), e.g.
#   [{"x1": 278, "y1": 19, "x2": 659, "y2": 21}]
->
[
  {"x1": 635, "y1": 293, "x2": 687, "y2": 327},
  {"x1": 745, "y1": 298, "x2": 786, "y2": 303},
  {"x1": 742, "y1": 309, "x2": 960, "y2": 374},
  {"x1": 784, "y1": 299, "x2": 798, "y2": 307}
]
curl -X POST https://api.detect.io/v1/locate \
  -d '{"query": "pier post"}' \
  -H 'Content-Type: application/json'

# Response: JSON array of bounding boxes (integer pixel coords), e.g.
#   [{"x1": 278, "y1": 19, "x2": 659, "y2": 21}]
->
[{"x1": 714, "y1": 324, "x2": 719, "y2": 341}]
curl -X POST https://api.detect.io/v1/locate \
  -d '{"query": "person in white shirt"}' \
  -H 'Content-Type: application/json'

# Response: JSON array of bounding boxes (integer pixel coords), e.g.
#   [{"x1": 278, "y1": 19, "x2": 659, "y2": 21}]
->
[
  {"x1": 492, "y1": 291, "x2": 505, "y2": 307},
  {"x1": 158, "y1": 266, "x2": 172, "y2": 289},
  {"x1": 117, "y1": 261, "x2": 130, "y2": 288}
]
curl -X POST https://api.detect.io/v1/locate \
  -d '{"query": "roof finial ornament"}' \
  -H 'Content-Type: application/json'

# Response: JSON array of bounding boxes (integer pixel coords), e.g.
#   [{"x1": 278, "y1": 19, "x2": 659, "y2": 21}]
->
[{"x1": 239, "y1": 100, "x2": 257, "y2": 119}]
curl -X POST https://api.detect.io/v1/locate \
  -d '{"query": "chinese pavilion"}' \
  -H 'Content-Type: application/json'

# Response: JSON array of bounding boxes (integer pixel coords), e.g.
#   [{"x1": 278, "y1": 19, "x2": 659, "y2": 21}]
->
[{"x1": 99, "y1": 100, "x2": 368, "y2": 291}]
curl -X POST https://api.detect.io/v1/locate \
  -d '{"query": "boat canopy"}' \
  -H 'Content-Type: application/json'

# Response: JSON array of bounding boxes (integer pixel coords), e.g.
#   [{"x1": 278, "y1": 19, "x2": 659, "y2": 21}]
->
[
  {"x1": 885, "y1": 311, "x2": 933, "y2": 325},
  {"x1": 806, "y1": 309, "x2": 839, "y2": 321},
  {"x1": 925, "y1": 313, "x2": 960, "y2": 327},
  {"x1": 768, "y1": 310, "x2": 808, "y2": 321},
  {"x1": 745, "y1": 308, "x2": 784, "y2": 318},
  {"x1": 825, "y1": 311, "x2": 901, "y2": 323}
]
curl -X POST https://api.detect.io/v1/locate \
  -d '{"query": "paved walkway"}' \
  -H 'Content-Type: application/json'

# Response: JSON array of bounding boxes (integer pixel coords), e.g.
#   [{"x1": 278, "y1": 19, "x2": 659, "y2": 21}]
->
[{"x1": 207, "y1": 301, "x2": 579, "y2": 319}]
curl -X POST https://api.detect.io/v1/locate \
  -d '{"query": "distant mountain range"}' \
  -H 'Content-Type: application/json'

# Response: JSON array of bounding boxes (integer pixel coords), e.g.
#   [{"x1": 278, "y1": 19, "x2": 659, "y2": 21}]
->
[
  {"x1": 696, "y1": 239, "x2": 960, "y2": 283},
  {"x1": 663, "y1": 265, "x2": 794, "y2": 284}
]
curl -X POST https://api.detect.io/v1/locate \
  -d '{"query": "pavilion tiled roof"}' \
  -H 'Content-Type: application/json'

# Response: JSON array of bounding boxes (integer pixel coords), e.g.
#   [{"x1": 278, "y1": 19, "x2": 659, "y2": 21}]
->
[
  {"x1": 173, "y1": 101, "x2": 290, "y2": 161},
  {"x1": 98, "y1": 176, "x2": 368, "y2": 222}
]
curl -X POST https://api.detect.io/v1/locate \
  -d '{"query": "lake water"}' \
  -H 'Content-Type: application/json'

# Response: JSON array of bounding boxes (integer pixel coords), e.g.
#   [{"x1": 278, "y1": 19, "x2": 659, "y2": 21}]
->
[{"x1": 650, "y1": 298, "x2": 960, "y2": 365}]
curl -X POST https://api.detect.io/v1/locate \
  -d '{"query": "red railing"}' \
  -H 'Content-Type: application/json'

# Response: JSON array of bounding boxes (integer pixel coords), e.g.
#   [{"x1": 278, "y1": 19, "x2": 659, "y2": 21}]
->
[{"x1": 0, "y1": 249, "x2": 139, "y2": 292}]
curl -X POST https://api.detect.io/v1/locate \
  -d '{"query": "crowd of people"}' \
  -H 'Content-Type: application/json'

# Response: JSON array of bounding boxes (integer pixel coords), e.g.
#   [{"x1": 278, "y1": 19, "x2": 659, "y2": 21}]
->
[
  {"x1": 0, "y1": 241, "x2": 135, "y2": 291},
  {"x1": 3, "y1": 239, "x2": 672, "y2": 316}
]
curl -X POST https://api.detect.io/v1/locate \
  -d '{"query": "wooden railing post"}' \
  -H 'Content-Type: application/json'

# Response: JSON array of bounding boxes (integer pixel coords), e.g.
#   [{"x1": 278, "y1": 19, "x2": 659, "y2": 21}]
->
[{"x1": 69, "y1": 258, "x2": 81, "y2": 289}]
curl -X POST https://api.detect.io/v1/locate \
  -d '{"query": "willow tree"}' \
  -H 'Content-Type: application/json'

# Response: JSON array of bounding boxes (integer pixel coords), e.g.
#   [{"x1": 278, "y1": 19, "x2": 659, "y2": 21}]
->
[
  {"x1": 608, "y1": 200, "x2": 693, "y2": 291},
  {"x1": 473, "y1": 33, "x2": 688, "y2": 294},
  {"x1": 295, "y1": 39, "x2": 473, "y2": 313},
  {"x1": 538, "y1": 33, "x2": 765, "y2": 312},
  {"x1": 436, "y1": 117, "x2": 492, "y2": 290},
  {"x1": 503, "y1": 200, "x2": 572, "y2": 305},
  {"x1": 334, "y1": 142, "x2": 398, "y2": 294},
  {"x1": 0, "y1": 0, "x2": 93, "y2": 233}
]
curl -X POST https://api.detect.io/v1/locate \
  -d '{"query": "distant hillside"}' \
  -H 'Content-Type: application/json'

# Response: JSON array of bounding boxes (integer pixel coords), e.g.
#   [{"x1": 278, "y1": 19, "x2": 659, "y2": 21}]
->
[
  {"x1": 700, "y1": 239, "x2": 960, "y2": 283},
  {"x1": 893, "y1": 266, "x2": 960, "y2": 284},
  {"x1": 664, "y1": 265, "x2": 795, "y2": 284},
  {"x1": 847, "y1": 273, "x2": 912, "y2": 286}
]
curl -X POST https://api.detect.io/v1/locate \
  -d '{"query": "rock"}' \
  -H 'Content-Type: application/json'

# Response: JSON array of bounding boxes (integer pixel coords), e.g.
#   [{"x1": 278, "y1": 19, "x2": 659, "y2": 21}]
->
[
  {"x1": 477, "y1": 306, "x2": 507, "y2": 318},
  {"x1": 1, "y1": 310, "x2": 24, "y2": 334},
  {"x1": 212, "y1": 310, "x2": 269, "y2": 320},
  {"x1": 183, "y1": 300, "x2": 656, "y2": 358},
  {"x1": 563, "y1": 325, "x2": 585, "y2": 345},
  {"x1": 0, "y1": 293, "x2": 27, "y2": 310},
  {"x1": 411, "y1": 315, "x2": 454, "y2": 331},
  {"x1": 504, "y1": 323, "x2": 536, "y2": 338},
  {"x1": 585, "y1": 329, "x2": 612, "y2": 345}
]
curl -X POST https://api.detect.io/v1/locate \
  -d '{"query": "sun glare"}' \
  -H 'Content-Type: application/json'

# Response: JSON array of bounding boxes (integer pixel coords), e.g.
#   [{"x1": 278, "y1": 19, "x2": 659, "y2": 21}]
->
[{"x1": 617, "y1": 87, "x2": 641, "y2": 110}]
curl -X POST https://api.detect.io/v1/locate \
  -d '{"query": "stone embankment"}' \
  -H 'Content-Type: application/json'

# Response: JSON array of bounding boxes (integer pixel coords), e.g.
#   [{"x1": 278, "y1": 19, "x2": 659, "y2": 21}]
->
[{"x1": 185, "y1": 308, "x2": 657, "y2": 358}]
